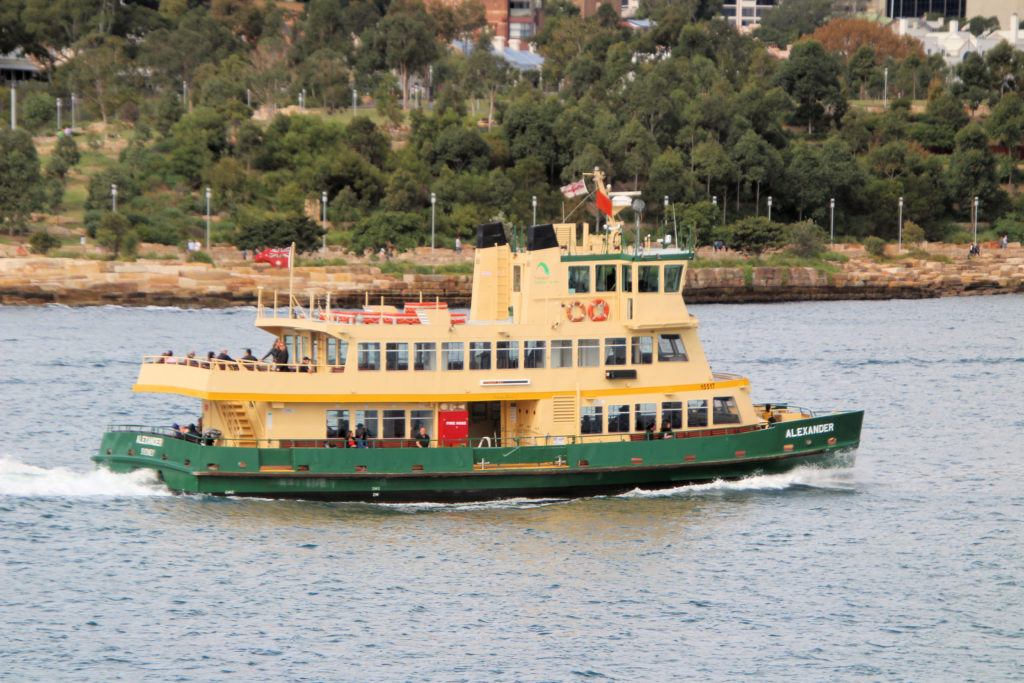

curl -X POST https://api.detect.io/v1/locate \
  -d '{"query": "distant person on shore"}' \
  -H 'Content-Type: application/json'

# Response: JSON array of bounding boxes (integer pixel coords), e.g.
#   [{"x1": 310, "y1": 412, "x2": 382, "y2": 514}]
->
[
  {"x1": 455, "y1": 237, "x2": 462, "y2": 254},
  {"x1": 1002, "y1": 234, "x2": 1009, "y2": 250},
  {"x1": 969, "y1": 243, "x2": 981, "y2": 258}
]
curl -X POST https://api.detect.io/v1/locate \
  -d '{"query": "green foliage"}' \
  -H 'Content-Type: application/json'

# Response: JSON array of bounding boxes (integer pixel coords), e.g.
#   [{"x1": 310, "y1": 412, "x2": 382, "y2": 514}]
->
[
  {"x1": 753, "y1": 0, "x2": 831, "y2": 47},
  {"x1": 235, "y1": 213, "x2": 324, "y2": 253},
  {"x1": 863, "y1": 235, "x2": 886, "y2": 257},
  {"x1": 902, "y1": 220, "x2": 925, "y2": 246},
  {"x1": 188, "y1": 250, "x2": 214, "y2": 264},
  {"x1": 96, "y1": 212, "x2": 137, "y2": 258},
  {"x1": 350, "y1": 211, "x2": 426, "y2": 253},
  {"x1": 785, "y1": 220, "x2": 827, "y2": 257},
  {"x1": 29, "y1": 230, "x2": 61, "y2": 254},
  {"x1": 715, "y1": 216, "x2": 784, "y2": 256},
  {"x1": 0, "y1": 128, "x2": 46, "y2": 234},
  {"x1": 993, "y1": 214, "x2": 1024, "y2": 242}
]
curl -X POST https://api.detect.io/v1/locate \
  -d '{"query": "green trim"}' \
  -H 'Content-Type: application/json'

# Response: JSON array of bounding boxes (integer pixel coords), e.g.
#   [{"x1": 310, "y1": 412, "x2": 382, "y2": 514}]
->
[{"x1": 562, "y1": 252, "x2": 695, "y2": 263}]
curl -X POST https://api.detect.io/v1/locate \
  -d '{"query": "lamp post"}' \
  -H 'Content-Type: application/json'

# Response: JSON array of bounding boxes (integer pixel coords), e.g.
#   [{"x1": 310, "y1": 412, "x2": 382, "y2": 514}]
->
[
  {"x1": 898, "y1": 196, "x2": 904, "y2": 254},
  {"x1": 767, "y1": 195, "x2": 773, "y2": 221},
  {"x1": 352, "y1": 88, "x2": 357, "y2": 116},
  {"x1": 205, "y1": 187, "x2": 211, "y2": 252},
  {"x1": 884, "y1": 67, "x2": 888, "y2": 109},
  {"x1": 111, "y1": 184, "x2": 117, "y2": 212},
  {"x1": 71, "y1": 93, "x2": 76, "y2": 128},
  {"x1": 632, "y1": 198, "x2": 645, "y2": 256},
  {"x1": 973, "y1": 196, "x2": 979, "y2": 245},
  {"x1": 830, "y1": 197, "x2": 835, "y2": 249},
  {"x1": 663, "y1": 195, "x2": 669, "y2": 246},
  {"x1": 430, "y1": 192, "x2": 436, "y2": 253},
  {"x1": 322, "y1": 191, "x2": 328, "y2": 252},
  {"x1": 532, "y1": 195, "x2": 537, "y2": 225},
  {"x1": 57, "y1": 97, "x2": 61, "y2": 130}
]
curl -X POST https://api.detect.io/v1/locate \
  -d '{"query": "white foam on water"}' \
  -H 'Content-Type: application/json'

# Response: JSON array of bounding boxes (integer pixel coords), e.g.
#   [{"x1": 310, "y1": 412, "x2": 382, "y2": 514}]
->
[
  {"x1": 0, "y1": 456, "x2": 171, "y2": 498},
  {"x1": 619, "y1": 466, "x2": 857, "y2": 499}
]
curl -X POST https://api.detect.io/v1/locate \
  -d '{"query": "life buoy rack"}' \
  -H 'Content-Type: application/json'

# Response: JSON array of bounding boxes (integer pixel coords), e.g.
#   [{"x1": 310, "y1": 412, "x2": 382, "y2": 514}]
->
[
  {"x1": 566, "y1": 301, "x2": 586, "y2": 322},
  {"x1": 589, "y1": 299, "x2": 609, "y2": 322}
]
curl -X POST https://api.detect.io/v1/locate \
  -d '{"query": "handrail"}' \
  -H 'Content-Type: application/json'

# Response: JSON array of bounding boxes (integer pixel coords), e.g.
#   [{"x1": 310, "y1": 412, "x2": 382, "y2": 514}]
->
[{"x1": 143, "y1": 355, "x2": 340, "y2": 373}]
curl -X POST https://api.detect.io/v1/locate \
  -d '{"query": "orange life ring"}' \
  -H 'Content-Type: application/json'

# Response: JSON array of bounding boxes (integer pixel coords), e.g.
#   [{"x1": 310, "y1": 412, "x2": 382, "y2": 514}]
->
[
  {"x1": 589, "y1": 299, "x2": 609, "y2": 322},
  {"x1": 566, "y1": 301, "x2": 586, "y2": 322}
]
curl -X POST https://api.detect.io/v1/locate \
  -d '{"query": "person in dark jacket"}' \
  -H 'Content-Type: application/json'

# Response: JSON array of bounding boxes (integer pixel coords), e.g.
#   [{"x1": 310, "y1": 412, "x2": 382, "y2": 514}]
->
[{"x1": 261, "y1": 339, "x2": 289, "y2": 370}]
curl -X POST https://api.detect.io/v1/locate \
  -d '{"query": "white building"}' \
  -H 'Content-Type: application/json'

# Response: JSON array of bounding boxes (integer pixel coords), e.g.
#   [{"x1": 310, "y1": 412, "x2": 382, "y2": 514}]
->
[{"x1": 894, "y1": 13, "x2": 1024, "y2": 65}]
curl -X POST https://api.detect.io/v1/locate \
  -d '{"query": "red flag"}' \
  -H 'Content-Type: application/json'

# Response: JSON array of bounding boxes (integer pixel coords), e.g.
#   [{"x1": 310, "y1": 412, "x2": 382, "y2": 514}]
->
[{"x1": 596, "y1": 190, "x2": 612, "y2": 217}]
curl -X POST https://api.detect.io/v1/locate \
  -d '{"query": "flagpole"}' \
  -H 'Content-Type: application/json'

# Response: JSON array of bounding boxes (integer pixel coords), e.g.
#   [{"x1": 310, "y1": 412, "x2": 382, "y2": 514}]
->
[{"x1": 288, "y1": 242, "x2": 295, "y2": 318}]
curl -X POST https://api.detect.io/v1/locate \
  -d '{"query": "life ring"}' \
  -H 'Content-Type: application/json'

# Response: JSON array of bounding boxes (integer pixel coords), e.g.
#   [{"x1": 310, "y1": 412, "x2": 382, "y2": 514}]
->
[
  {"x1": 566, "y1": 301, "x2": 586, "y2": 322},
  {"x1": 589, "y1": 299, "x2": 609, "y2": 322}
]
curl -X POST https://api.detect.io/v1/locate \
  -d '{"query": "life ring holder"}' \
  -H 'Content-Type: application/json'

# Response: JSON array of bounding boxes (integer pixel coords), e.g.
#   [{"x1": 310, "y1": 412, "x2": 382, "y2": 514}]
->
[
  {"x1": 589, "y1": 299, "x2": 609, "y2": 322},
  {"x1": 566, "y1": 301, "x2": 586, "y2": 322}
]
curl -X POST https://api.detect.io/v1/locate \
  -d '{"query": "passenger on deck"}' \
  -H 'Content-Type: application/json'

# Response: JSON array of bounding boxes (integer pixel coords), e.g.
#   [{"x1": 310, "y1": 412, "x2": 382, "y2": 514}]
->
[
  {"x1": 660, "y1": 420, "x2": 674, "y2": 439},
  {"x1": 158, "y1": 350, "x2": 172, "y2": 364},
  {"x1": 416, "y1": 426, "x2": 430, "y2": 448},
  {"x1": 186, "y1": 350, "x2": 198, "y2": 367},
  {"x1": 240, "y1": 348, "x2": 257, "y2": 369},
  {"x1": 298, "y1": 356, "x2": 313, "y2": 372},
  {"x1": 645, "y1": 422, "x2": 656, "y2": 440},
  {"x1": 186, "y1": 423, "x2": 201, "y2": 442},
  {"x1": 261, "y1": 339, "x2": 289, "y2": 370},
  {"x1": 354, "y1": 424, "x2": 368, "y2": 448}
]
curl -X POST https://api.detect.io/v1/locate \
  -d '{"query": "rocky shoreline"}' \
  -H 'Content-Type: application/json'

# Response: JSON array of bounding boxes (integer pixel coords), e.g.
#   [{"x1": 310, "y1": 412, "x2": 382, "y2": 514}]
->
[{"x1": 1, "y1": 244, "x2": 1022, "y2": 307}]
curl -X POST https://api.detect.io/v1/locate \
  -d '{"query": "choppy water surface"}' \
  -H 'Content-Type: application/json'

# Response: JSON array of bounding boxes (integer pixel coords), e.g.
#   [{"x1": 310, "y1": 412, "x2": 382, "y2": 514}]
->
[{"x1": 1, "y1": 298, "x2": 1022, "y2": 681}]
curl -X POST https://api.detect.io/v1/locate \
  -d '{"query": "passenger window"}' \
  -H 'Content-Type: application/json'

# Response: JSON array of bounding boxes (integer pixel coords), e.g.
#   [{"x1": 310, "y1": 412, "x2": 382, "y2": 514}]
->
[
  {"x1": 578, "y1": 339, "x2": 600, "y2": 367},
  {"x1": 497, "y1": 341, "x2": 519, "y2": 369},
  {"x1": 326, "y1": 409, "x2": 349, "y2": 438},
  {"x1": 657, "y1": 334, "x2": 688, "y2": 362},
  {"x1": 442, "y1": 342, "x2": 464, "y2": 370},
  {"x1": 524, "y1": 341, "x2": 545, "y2": 369},
  {"x1": 469, "y1": 342, "x2": 492, "y2": 370},
  {"x1": 551, "y1": 340, "x2": 572, "y2": 368},
  {"x1": 382, "y1": 410, "x2": 406, "y2": 438},
  {"x1": 631, "y1": 336, "x2": 653, "y2": 364},
  {"x1": 604, "y1": 337, "x2": 626, "y2": 366},
  {"x1": 635, "y1": 403, "x2": 656, "y2": 431},
  {"x1": 687, "y1": 399, "x2": 708, "y2": 427},
  {"x1": 608, "y1": 404, "x2": 630, "y2": 433},
  {"x1": 661, "y1": 401, "x2": 682, "y2": 429},
  {"x1": 713, "y1": 397, "x2": 741, "y2": 424},
  {"x1": 581, "y1": 406, "x2": 603, "y2": 434},
  {"x1": 568, "y1": 266, "x2": 590, "y2": 293},
  {"x1": 357, "y1": 342, "x2": 380, "y2": 370},
  {"x1": 386, "y1": 342, "x2": 408, "y2": 371},
  {"x1": 414, "y1": 342, "x2": 436, "y2": 370}
]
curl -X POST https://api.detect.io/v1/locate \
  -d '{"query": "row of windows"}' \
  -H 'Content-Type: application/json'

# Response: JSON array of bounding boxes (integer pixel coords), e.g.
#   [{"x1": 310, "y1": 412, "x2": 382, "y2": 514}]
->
[
  {"x1": 580, "y1": 397, "x2": 741, "y2": 434},
  {"x1": 327, "y1": 408, "x2": 433, "y2": 439},
  {"x1": 350, "y1": 334, "x2": 689, "y2": 371},
  {"x1": 564, "y1": 264, "x2": 683, "y2": 295}
]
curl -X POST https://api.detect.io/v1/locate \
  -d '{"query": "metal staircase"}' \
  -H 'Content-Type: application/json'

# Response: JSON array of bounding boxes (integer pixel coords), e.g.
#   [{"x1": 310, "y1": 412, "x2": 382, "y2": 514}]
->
[{"x1": 219, "y1": 401, "x2": 257, "y2": 446}]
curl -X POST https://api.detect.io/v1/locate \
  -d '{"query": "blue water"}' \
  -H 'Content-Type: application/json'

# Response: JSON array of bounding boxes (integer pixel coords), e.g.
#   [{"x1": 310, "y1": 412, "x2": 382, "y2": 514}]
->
[{"x1": 1, "y1": 297, "x2": 1022, "y2": 681}]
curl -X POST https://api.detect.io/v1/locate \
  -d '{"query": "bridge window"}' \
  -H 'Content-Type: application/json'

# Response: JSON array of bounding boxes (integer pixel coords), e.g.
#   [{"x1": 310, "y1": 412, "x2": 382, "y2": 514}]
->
[
  {"x1": 386, "y1": 342, "x2": 409, "y2": 371},
  {"x1": 469, "y1": 342, "x2": 492, "y2": 370},
  {"x1": 568, "y1": 265, "x2": 590, "y2": 293},
  {"x1": 687, "y1": 399, "x2": 708, "y2": 427},
  {"x1": 442, "y1": 342, "x2": 464, "y2": 370},
  {"x1": 608, "y1": 404, "x2": 630, "y2": 433},
  {"x1": 604, "y1": 337, "x2": 627, "y2": 365},
  {"x1": 497, "y1": 341, "x2": 519, "y2": 369},
  {"x1": 664, "y1": 265, "x2": 683, "y2": 292},
  {"x1": 595, "y1": 265, "x2": 617, "y2": 292},
  {"x1": 525, "y1": 340, "x2": 545, "y2": 368},
  {"x1": 661, "y1": 401, "x2": 682, "y2": 429},
  {"x1": 581, "y1": 406, "x2": 603, "y2": 434},
  {"x1": 639, "y1": 265, "x2": 659, "y2": 292},
  {"x1": 631, "y1": 336, "x2": 653, "y2": 364},
  {"x1": 551, "y1": 340, "x2": 572, "y2": 368},
  {"x1": 513, "y1": 265, "x2": 521, "y2": 292},
  {"x1": 621, "y1": 264, "x2": 633, "y2": 292},
  {"x1": 578, "y1": 338, "x2": 600, "y2": 367},
  {"x1": 713, "y1": 397, "x2": 741, "y2": 424},
  {"x1": 657, "y1": 334, "x2": 688, "y2": 362},
  {"x1": 357, "y1": 342, "x2": 380, "y2": 370},
  {"x1": 414, "y1": 342, "x2": 436, "y2": 370},
  {"x1": 635, "y1": 403, "x2": 656, "y2": 431}
]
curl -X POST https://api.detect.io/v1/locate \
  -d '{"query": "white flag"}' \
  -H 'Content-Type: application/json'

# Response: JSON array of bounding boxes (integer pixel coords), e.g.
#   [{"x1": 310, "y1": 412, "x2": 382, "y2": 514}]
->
[{"x1": 560, "y1": 179, "x2": 587, "y2": 198}]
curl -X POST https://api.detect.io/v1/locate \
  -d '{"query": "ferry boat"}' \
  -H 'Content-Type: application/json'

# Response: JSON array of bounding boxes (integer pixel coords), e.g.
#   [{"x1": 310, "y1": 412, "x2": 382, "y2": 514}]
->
[{"x1": 94, "y1": 174, "x2": 863, "y2": 502}]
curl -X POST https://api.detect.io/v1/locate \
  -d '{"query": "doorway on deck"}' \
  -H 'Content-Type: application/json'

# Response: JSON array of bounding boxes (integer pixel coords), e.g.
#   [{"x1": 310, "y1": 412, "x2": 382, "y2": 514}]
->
[{"x1": 467, "y1": 400, "x2": 502, "y2": 446}]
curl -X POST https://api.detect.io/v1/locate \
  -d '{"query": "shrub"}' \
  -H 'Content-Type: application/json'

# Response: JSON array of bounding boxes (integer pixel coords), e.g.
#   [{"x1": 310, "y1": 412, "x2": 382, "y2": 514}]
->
[
  {"x1": 188, "y1": 250, "x2": 214, "y2": 264},
  {"x1": 864, "y1": 236, "x2": 886, "y2": 257},
  {"x1": 785, "y1": 220, "x2": 827, "y2": 258},
  {"x1": 902, "y1": 220, "x2": 925, "y2": 246},
  {"x1": 29, "y1": 230, "x2": 61, "y2": 254}
]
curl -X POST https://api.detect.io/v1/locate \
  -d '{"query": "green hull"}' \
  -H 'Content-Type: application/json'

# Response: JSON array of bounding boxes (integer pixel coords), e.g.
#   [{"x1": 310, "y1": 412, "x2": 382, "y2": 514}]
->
[{"x1": 94, "y1": 411, "x2": 862, "y2": 502}]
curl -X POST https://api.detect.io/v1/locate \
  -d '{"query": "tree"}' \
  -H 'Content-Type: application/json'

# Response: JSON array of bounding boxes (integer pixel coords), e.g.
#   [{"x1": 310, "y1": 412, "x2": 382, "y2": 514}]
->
[
  {"x1": 62, "y1": 35, "x2": 133, "y2": 126},
  {"x1": 715, "y1": 216, "x2": 783, "y2": 256},
  {"x1": 946, "y1": 122, "x2": 1005, "y2": 217},
  {"x1": 773, "y1": 40, "x2": 845, "y2": 134},
  {"x1": 808, "y1": 18, "x2": 924, "y2": 64},
  {"x1": 986, "y1": 92, "x2": 1024, "y2": 192},
  {"x1": 0, "y1": 128, "x2": 47, "y2": 235},
  {"x1": 96, "y1": 211, "x2": 137, "y2": 258},
  {"x1": 752, "y1": 0, "x2": 830, "y2": 48},
  {"x1": 732, "y1": 130, "x2": 781, "y2": 215},
  {"x1": 377, "y1": 0, "x2": 441, "y2": 109},
  {"x1": 613, "y1": 118, "x2": 659, "y2": 190},
  {"x1": 236, "y1": 214, "x2": 324, "y2": 253},
  {"x1": 785, "y1": 220, "x2": 826, "y2": 257}
]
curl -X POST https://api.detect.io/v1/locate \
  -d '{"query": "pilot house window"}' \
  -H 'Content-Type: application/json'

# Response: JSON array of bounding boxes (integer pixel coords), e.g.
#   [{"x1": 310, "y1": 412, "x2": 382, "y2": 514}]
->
[
  {"x1": 568, "y1": 266, "x2": 590, "y2": 293},
  {"x1": 713, "y1": 397, "x2": 741, "y2": 424},
  {"x1": 658, "y1": 334, "x2": 688, "y2": 362},
  {"x1": 638, "y1": 266, "x2": 659, "y2": 292},
  {"x1": 595, "y1": 265, "x2": 617, "y2": 292}
]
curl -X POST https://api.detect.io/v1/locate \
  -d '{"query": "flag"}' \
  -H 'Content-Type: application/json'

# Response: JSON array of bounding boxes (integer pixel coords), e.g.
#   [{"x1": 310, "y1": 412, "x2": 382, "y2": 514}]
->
[
  {"x1": 560, "y1": 179, "x2": 587, "y2": 198},
  {"x1": 596, "y1": 190, "x2": 613, "y2": 217}
]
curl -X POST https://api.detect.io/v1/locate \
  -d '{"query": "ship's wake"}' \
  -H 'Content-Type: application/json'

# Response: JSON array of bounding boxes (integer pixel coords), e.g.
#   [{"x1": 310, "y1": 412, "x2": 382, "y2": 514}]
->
[
  {"x1": 620, "y1": 465, "x2": 857, "y2": 499},
  {"x1": 0, "y1": 456, "x2": 170, "y2": 498}
]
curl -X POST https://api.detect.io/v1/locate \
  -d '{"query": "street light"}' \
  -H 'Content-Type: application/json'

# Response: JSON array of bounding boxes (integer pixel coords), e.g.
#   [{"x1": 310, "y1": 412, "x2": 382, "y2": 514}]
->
[
  {"x1": 898, "y1": 196, "x2": 904, "y2": 254},
  {"x1": 56, "y1": 97, "x2": 61, "y2": 130},
  {"x1": 767, "y1": 195, "x2": 773, "y2": 221},
  {"x1": 632, "y1": 198, "x2": 645, "y2": 256},
  {"x1": 830, "y1": 197, "x2": 835, "y2": 249},
  {"x1": 973, "y1": 196, "x2": 979, "y2": 245},
  {"x1": 532, "y1": 195, "x2": 537, "y2": 225},
  {"x1": 111, "y1": 184, "x2": 117, "y2": 212},
  {"x1": 205, "y1": 187, "x2": 211, "y2": 252},
  {"x1": 663, "y1": 195, "x2": 669, "y2": 246},
  {"x1": 322, "y1": 191, "x2": 328, "y2": 252},
  {"x1": 884, "y1": 67, "x2": 888, "y2": 109},
  {"x1": 430, "y1": 192, "x2": 436, "y2": 253}
]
